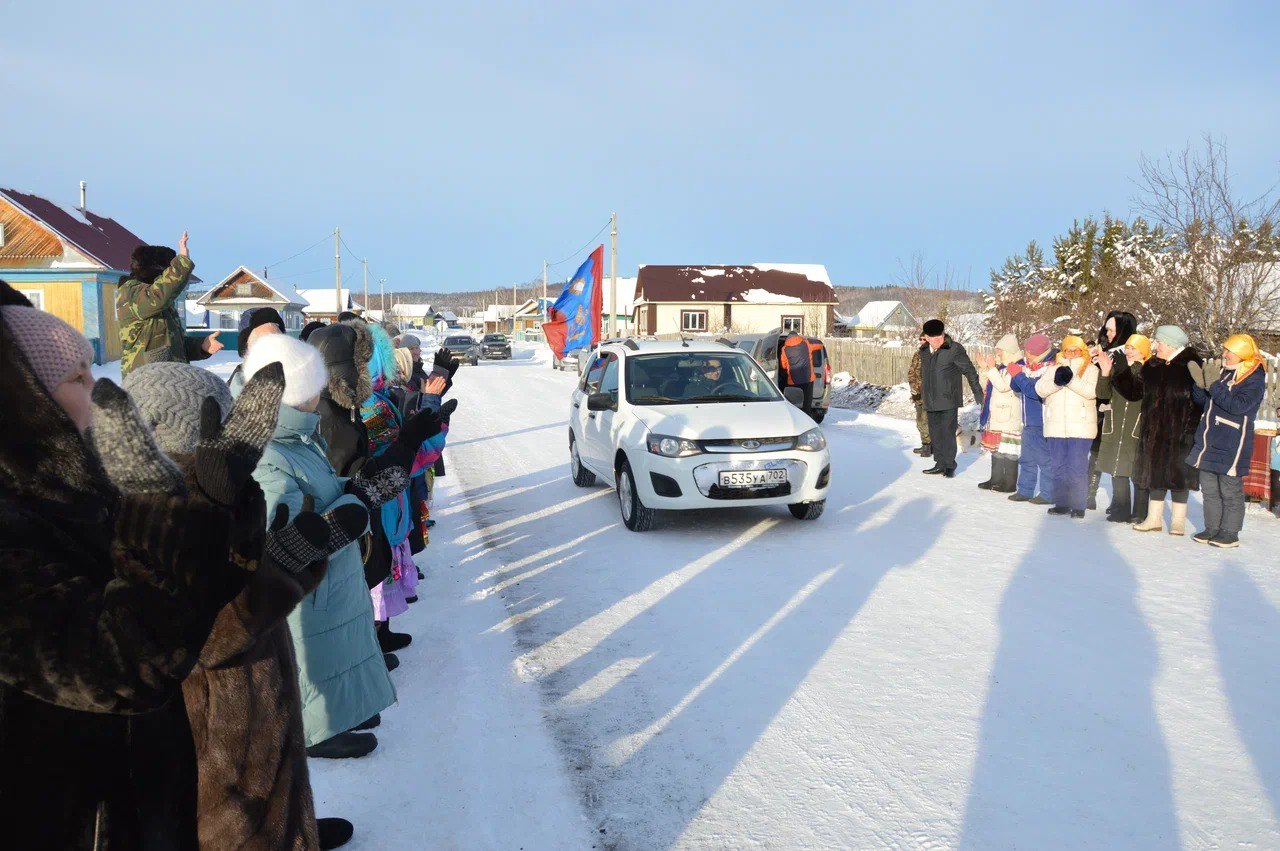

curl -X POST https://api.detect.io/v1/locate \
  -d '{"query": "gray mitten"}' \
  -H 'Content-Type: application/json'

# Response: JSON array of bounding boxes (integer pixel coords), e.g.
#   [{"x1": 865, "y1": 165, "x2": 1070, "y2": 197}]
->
[
  {"x1": 1188, "y1": 361, "x2": 1206, "y2": 389},
  {"x1": 347, "y1": 466, "x2": 409, "y2": 509},
  {"x1": 194, "y1": 363, "x2": 285, "y2": 505},
  {"x1": 87, "y1": 379, "x2": 186, "y2": 496}
]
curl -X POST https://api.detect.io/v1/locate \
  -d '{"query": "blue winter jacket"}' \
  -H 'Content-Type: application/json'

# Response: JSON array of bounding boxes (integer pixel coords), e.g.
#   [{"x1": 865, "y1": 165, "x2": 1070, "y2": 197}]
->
[
  {"x1": 252, "y1": 403, "x2": 396, "y2": 746},
  {"x1": 1186, "y1": 365, "x2": 1266, "y2": 477},
  {"x1": 1010, "y1": 359, "x2": 1054, "y2": 431}
]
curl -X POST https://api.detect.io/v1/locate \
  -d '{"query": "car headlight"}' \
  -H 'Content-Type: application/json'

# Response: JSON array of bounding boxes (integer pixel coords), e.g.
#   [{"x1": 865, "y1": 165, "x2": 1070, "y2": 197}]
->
[
  {"x1": 646, "y1": 434, "x2": 702, "y2": 458},
  {"x1": 795, "y1": 427, "x2": 827, "y2": 452}
]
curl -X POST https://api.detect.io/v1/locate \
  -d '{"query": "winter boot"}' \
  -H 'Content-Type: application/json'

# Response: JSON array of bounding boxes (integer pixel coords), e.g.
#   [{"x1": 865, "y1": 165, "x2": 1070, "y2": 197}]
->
[
  {"x1": 384, "y1": 652, "x2": 400, "y2": 672},
  {"x1": 1086, "y1": 469, "x2": 1101, "y2": 511},
  {"x1": 1133, "y1": 500, "x2": 1164, "y2": 532},
  {"x1": 352, "y1": 713, "x2": 381, "y2": 731},
  {"x1": 307, "y1": 732, "x2": 378, "y2": 760},
  {"x1": 1210, "y1": 532, "x2": 1240, "y2": 548},
  {"x1": 1008, "y1": 492, "x2": 1032, "y2": 503},
  {"x1": 1107, "y1": 478, "x2": 1132, "y2": 522},
  {"x1": 1047, "y1": 506, "x2": 1072, "y2": 516},
  {"x1": 377, "y1": 620, "x2": 412, "y2": 652},
  {"x1": 318, "y1": 817, "x2": 355, "y2": 850},
  {"x1": 996, "y1": 456, "x2": 1019, "y2": 493},
  {"x1": 917, "y1": 443, "x2": 933, "y2": 458},
  {"x1": 923, "y1": 464, "x2": 945, "y2": 475},
  {"x1": 1070, "y1": 509, "x2": 1086, "y2": 519},
  {"x1": 1168, "y1": 502, "x2": 1188, "y2": 536},
  {"x1": 1029, "y1": 495, "x2": 1052, "y2": 506},
  {"x1": 1192, "y1": 529, "x2": 1218, "y2": 544}
]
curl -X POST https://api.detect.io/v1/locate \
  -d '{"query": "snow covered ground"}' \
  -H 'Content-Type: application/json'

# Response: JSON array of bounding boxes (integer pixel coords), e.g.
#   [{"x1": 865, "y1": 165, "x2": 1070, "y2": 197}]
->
[{"x1": 103, "y1": 345, "x2": 1280, "y2": 848}]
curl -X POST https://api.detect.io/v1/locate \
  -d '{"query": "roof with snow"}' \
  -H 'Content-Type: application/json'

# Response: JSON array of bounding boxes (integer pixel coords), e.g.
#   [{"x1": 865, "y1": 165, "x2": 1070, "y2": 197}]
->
[
  {"x1": 389, "y1": 303, "x2": 435, "y2": 319},
  {"x1": 197, "y1": 266, "x2": 309, "y2": 307},
  {"x1": 635, "y1": 265, "x2": 836, "y2": 305},
  {"x1": 848, "y1": 300, "x2": 916, "y2": 329},
  {"x1": 296, "y1": 288, "x2": 365, "y2": 315},
  {"x1": 0, "y1": 186, "x2": 199, "y2": 281}
]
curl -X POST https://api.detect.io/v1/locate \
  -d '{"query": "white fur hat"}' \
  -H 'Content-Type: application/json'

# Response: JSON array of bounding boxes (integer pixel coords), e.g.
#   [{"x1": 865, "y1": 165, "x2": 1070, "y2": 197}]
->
[{"x1": 241, "y1": 333, "x2": 328, "y2": 407}]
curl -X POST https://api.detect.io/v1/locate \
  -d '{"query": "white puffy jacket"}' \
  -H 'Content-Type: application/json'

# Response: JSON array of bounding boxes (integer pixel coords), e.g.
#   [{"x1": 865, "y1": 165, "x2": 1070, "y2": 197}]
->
[
  {"x1": 1036, "y1": 361, "x2": 1100, "y2": 439},
  {"x1": 984, "y1": 367, "x2": 1023, "y2": 434}
]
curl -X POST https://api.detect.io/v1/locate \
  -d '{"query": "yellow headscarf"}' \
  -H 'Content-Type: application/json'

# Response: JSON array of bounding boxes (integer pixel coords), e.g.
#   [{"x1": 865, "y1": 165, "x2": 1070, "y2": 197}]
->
[
  {"x1": 1223, "y1": 333, "x2": 1265, "y2": 385},
  {"x1": 1124, "y1": 333, "x2": 1152, "y2": 363},
  {"x1": 1057, "y1": 335, "x2": 1088, "y2": 375}
]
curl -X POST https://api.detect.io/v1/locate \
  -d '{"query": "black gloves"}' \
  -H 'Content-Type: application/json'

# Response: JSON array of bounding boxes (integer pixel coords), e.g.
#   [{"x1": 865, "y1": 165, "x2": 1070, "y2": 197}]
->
[
  {"x1": 1053, "y1": 366, "x2": 1073, "y2": 386},
  {"x1": 347, "y1": 466, "x2": 410, "y2": 509},
  {"x1": 437, "y1": 398, "x2": 458, "y2": 424},
  {"x1": 432, "y1": 347, "x2": 460, "y2": 379},
  {"x1": 398, "y1": 406, "x2": 446, "y2": 450},
  {"x1": 264, "y1": 500, "x2": 369, "y2": 574},
  {"x1": 194, "y1": 363, "x2": 285, "y2": 506}
]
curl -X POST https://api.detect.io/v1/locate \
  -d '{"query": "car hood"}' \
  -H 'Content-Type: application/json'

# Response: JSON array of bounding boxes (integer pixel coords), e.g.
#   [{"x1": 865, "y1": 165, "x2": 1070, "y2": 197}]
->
[{"x1": 629, "y1": 400, "x2": 814, "y2": 440}]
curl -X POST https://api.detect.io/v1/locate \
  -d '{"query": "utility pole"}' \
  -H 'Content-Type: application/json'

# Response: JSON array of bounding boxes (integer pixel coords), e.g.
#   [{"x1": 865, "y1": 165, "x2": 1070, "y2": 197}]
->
[
  {"x1": 512, "y1": 282, "x2": 517, "y2": 336},
  {"x1": 333, "y1": 228, "x2": 342, "y2": 321},
  {"x1": 379, "y1": 278, "x2": 386, "y2": 315},
  {"x1": 543, "y1": 260, "x2": 548, "y2": 326},
  {"x1": 609, "y1": 212, "x2": 618, "y2": 338},
  {"x1": 362, "y1": 258, "x2": 369, "y2": 319}
]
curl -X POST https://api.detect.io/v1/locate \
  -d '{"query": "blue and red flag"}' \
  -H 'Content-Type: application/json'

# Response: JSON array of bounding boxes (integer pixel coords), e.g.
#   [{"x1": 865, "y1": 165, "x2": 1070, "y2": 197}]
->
[{"x1": 542, "y1": 245, "x2": 604, "y2": 359}]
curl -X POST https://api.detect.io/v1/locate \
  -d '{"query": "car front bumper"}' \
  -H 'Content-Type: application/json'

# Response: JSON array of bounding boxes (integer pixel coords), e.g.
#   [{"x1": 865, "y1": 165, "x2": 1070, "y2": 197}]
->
[{"x1": 628, "y1": 448, "x2": 831, "y2": 509}]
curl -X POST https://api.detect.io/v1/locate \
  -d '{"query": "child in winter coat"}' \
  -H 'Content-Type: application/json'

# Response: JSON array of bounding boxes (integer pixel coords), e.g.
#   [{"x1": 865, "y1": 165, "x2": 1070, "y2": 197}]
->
[
  {"x1": 1036, "y1": 335, "x2": 1099, "y2": 518},
  {"x1": 1009, "y1": 333, "x2": 1056, "y2": 504},
  {"x1": 1187, "y1": 334, "x2": 1268, "y2": 548},
  {"x1": 975, "y1": 334, "x2": 1023, "y2": 493},
  {"x1": 1094, "y1": 334, "x2": 1151, "y2": 523}
]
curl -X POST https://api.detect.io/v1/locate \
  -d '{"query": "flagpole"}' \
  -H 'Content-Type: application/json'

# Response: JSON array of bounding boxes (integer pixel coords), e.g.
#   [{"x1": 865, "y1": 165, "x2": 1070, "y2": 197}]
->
[{"x1": 609, "y1": 212, "x2": 618, "y2": 338}]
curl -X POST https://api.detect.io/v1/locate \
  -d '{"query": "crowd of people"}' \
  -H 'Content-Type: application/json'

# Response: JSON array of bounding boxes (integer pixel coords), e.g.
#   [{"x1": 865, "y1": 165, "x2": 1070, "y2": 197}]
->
[
  {"x1": 0, "y1": 237, "x2": 459, "y2": 849},
  {"x1": 911, "y1": 315, "x2": 1270, "y2": 548}
]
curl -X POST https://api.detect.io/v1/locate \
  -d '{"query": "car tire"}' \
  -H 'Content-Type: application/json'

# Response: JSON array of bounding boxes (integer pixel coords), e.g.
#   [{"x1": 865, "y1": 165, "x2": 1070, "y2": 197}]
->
[
  {"x1": 617, "y1": 459, "x2": 654, "y2": 532},
  {"x1": 788, "y1": 500, "x2": 826, "y2": 520},
  {"x1": 570, "y1": 436, "x2": 596, "y2": 487}
]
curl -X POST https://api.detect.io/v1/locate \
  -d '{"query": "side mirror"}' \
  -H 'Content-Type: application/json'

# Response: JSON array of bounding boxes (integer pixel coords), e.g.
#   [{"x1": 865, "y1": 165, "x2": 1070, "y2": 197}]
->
[{"x1": 587, "y1": 392, "x2": 615, "y2": 412}]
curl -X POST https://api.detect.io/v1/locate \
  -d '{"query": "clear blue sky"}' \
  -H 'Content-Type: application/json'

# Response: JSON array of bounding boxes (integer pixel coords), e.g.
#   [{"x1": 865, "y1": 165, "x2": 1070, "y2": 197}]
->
[{"x1": 4, "y1": 1, "x2": 1278, "y2": 293}]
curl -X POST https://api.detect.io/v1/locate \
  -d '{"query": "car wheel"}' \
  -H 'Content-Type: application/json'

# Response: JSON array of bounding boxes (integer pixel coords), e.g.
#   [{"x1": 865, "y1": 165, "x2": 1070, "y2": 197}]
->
[
  {"x1": 570, "y1": 436, "x2": 596, "y2": 487},
  {"x1": 617, "y1": 459, "x2": 655, "y2": 532},
  {"x1": 788, "y1": 500, "x2": 826, "y2": 520}
]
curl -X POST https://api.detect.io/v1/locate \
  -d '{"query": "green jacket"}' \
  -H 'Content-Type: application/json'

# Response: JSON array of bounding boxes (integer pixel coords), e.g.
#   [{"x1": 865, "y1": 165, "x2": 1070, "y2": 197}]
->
[
  {"x1": 1096, "y1": 374, "x2": 1143, "y2": 478},
  {"x1": 116, "y1": 255, "x2": 207, "y2": 376},
  {"x1": 251, "y1": 403, "x2": 395, "y2": 746}
]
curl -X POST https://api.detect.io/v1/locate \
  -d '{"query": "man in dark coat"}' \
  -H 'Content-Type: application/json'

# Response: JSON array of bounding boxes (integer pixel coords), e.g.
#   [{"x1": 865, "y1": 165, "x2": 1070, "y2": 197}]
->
[
  {"x1": 0, "y1": 283, "x2": 257, "y2": 849},
  {"x1": 918, "y1": 319, "x2": 984, "y2": 478}
]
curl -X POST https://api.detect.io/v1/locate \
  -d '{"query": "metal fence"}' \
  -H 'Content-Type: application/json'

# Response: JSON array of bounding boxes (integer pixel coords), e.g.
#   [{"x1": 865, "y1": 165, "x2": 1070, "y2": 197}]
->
[{"x1": 820, "y1": 337, "x2": 1280, "y2": 423}]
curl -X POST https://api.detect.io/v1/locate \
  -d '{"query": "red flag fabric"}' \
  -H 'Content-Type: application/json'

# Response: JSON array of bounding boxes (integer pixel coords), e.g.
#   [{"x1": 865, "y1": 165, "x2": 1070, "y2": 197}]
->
[{"x1": 542, "y1": 245, "x2": 604, "y2": 359}]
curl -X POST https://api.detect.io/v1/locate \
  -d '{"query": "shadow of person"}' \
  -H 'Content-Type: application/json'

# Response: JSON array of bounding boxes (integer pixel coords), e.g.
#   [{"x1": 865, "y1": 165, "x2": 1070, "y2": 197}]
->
[
  {"x1": 959, "y1": 515, "x2": 1178, "y2": 849},
  {"x1": 1212, "y1": 563, "x2": 1280, "y2": 821}
]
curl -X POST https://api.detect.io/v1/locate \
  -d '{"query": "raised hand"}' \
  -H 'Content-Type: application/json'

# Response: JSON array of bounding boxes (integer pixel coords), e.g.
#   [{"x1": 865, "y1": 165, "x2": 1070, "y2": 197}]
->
[
  {"x1": 179, "y1": 230, "x2": 190, "y2": 257},
  {"x1": 194, "y1": 362, "x2": 284, "y2": 505}
]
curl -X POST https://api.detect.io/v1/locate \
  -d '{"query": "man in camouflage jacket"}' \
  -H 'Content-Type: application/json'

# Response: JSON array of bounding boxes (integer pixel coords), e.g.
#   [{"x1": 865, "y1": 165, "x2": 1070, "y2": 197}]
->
[
  {"x1": 116, "y1": 232, "x2": 222, "y2": 376},
  {"x1": 908, "y1": 338, "x2": 931, "y2": 454}
]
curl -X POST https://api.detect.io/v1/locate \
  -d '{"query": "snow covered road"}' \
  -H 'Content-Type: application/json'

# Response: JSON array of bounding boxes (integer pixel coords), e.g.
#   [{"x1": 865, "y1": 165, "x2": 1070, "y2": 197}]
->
[{"x1": 311, "y1": 346, "x2": 1280, "y2": 849}]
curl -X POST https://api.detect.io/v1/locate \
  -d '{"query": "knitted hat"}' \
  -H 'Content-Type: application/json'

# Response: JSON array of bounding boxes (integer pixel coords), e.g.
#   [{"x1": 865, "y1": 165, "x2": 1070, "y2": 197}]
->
[
  {"x1": 398, "y1": 333, "x2": 421, "y2": 349},
  {"x1": 1024, "y1": 333, "x2": 1052, "y2": 362},
  {"x1": 237, "y1": 307, "x2": 286, "y2": 356},
  {"x1": 995, "y1": 334, "x2": 1020, "y2": 360},
  {"x1": 1125, "y1": 333, "x2": 1152, "y2": 362},
  {"x1": 393, "y1": 347, "x2": 414, "y2": 381},
  {"x1": 299, "y1": 320, "x2": 326, "y2": 342},
  {"x1": 1154, "y1": 325, "x2": 1190, "y2": 348},
  {"x1": 922, "y1": 319, "x2": 944, "y2": 336},
  {"x1": 242, "y1": 333, "x2": 328, "y2": 407},
  {"x1": 123, "y1": 362, "x2": 234, "y2": 455},
  {"x1": 0, "y1": 305, "x2": 96, "y2": 394}
]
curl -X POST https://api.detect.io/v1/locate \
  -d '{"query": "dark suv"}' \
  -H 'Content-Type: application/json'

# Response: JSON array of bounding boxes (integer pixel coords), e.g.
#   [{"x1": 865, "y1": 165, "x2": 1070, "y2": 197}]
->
[
  {"x1": 481, "y1": 333, "x2": 512, "y2": 360},
  {"x1": 443, "y1": 334, "x2": 480, "y2": 366}
]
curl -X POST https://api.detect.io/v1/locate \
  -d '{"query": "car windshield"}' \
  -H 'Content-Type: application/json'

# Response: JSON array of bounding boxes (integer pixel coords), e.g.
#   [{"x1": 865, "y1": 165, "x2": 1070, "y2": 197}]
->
[
  {"x1": 446, "y1": 336, "x2": 473, "y2": 346},
  {"x1": 625, "y1": 352, "x2": 781, "y2": 405},
  {"x1": 483, "y1": 334, "x2": 507, "y2": 342}
]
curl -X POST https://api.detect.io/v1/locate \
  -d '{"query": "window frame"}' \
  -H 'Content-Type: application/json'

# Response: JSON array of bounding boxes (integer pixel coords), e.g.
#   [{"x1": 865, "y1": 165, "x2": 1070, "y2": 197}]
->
[
  {"x1": 781, "y1": 315, "x2": 804, "y2": 334},
  {"x1": 681, "y1": 310, "x2": 708, "y2": 332},
  {"x1": 17, "y1": 289, "x2": 43, "y2": 310}
]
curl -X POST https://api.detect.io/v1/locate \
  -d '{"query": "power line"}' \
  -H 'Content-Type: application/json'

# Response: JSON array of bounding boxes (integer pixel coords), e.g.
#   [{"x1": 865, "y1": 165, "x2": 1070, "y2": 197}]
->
[
  {"x1": 262, "y1": 235, "x2": 331, "y2": 271},
  {"x1": 547, "y1": 219, "x2": 611, "y2": 268}
]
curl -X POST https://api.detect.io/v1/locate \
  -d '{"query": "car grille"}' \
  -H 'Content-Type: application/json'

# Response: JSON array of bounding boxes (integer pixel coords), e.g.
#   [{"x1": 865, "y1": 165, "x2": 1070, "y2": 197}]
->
[
  {"x1": 707, "y1": 482, "x2": 792, "y2": 500},
  {"x1": 701, "y1": 437, "x2": 797, "y2": 453}
]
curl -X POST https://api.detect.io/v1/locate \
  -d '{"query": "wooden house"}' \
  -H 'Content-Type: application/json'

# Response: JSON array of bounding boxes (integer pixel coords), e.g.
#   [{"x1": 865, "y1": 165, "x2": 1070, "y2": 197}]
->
[
  {"x1": 0, "y1": 185, "x2": 197, "y2": 363},
  {"x1": 632, "y1": 264, "x2": 838, "y2": 337},
  {"x1": 845, "y1": 300, "x2": 917, "y2": 339},
  {"x1": 296, "y1": 288, "x2": 365, "y2": 323},
  {"x1": 194, "y1": 266, "x2": 308, "y2": 332}
]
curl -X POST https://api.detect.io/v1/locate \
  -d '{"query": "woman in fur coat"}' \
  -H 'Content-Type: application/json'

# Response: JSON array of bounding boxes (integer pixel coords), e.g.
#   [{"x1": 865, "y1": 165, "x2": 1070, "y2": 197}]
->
[
  {"x1": 1094, "y1": 334, "x2": 1151, "y2": 523},
  {"x1": 1111, "y1": 325, "x2": 1205, "y2": 535},
  {"x1": 0, "y1": 283, "x2": 258, "y2": 850}
]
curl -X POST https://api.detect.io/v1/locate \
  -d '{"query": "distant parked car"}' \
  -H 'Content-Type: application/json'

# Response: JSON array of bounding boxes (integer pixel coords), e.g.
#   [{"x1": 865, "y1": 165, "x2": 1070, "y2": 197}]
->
[
  {"x1": 443, "y1": 334, "x2": 480, "y2": 366},
  {"x1": 730, "y1": 329, "x2": 831, "y2": 422},
  {"x1": 481, "y1": 333, "x2": 512, "y2": 360}
]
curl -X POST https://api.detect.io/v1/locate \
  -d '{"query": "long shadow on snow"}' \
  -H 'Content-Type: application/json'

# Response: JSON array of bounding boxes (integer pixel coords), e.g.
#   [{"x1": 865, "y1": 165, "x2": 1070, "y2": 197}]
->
[
  {"x1": 447, "y1": 421, "x2": 564, "y2": 449},
  {"x1": 959, "y1": 513, "x2": 1178, "y2": 849},
  {"x1": 1212, "y1": 562, "x2": 1280, "y2": 823}
]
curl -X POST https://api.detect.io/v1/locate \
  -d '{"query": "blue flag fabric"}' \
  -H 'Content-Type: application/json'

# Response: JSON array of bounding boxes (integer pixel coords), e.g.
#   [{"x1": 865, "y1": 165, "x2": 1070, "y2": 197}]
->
[{"x1": 542, "y1": 245, "x2": 604, "y2": 359}]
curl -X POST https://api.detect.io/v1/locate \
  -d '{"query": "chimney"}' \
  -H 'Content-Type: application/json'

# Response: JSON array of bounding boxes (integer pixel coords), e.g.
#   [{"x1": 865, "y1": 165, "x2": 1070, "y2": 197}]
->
[{"x1": 78, "y1": 180, "x2": 87, "y2": 210}]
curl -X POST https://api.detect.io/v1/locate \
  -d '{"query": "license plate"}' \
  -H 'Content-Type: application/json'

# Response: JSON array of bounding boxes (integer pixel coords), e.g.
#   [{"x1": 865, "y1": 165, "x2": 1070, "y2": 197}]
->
[{"x1": 718, "y1": 469, "x2": 788, "y2": 488}]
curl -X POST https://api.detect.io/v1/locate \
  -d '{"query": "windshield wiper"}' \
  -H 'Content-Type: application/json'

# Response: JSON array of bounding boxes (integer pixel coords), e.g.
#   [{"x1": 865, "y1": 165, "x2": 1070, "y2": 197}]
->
[{"x1": 682, "y1": 394, "x2": 764, "y2": 403}]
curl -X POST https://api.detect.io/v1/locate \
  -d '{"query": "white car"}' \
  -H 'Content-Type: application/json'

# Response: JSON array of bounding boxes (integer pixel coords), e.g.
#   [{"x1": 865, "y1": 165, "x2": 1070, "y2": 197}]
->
[{"x1": 568, "y1": 339, "x2": 831, "y2": 531}]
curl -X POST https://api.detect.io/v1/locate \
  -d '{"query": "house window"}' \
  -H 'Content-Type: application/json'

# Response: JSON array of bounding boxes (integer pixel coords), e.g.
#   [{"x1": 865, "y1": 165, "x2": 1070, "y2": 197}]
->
[
  {"x1": 219, "y1": 311, "x2": 239, "y2": 330},
  {"x1": 681, "y1": 310, "x2": 708, "y2": 332},
  {"x1": 18, "y1": 289, "x2": 44, "y2": 310},
  {"x1": 781, "y1": 315, "x2": 804, "y2": 334},
  {"x1": 236, "y1": 283, "x2": 252, "y2": 296}
]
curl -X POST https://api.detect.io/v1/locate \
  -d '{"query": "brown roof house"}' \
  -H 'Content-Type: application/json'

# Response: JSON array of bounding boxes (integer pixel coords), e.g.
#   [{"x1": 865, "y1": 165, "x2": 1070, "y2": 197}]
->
[
  {"x1": 194, "y1": 267, "x2": 309, "y2": 335},
  {"x1": 632, "y1": 264, "x2": 838, "y2": 337},
  {"x1": 0, "y1": 184, "x2": 195, "y2": 363}
]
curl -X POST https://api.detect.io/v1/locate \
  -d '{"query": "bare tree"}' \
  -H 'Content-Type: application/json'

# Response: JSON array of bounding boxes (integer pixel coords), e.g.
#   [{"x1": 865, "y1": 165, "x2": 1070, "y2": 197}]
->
[{"x1": 1134, "y1": 136, "x2": 1280, "y2": 349}]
